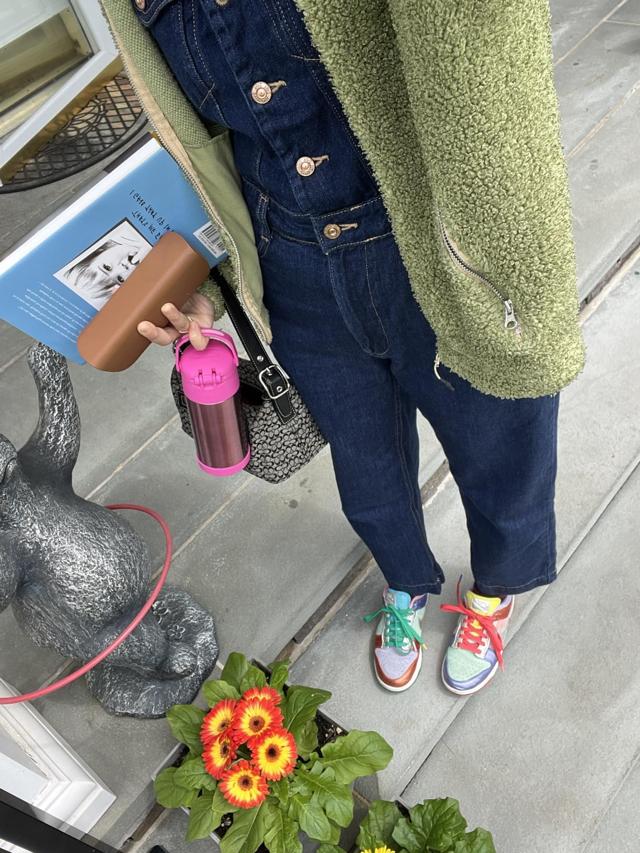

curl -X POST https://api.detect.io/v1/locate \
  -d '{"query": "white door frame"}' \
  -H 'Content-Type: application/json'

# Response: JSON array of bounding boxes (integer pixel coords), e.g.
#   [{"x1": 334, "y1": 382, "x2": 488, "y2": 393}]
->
[
  {"x1": 0, "y1": 0, "x2": 119, "y2": 171},
  {"x1": 0, "y1": 678, "x2": 115, "y2": 853}
]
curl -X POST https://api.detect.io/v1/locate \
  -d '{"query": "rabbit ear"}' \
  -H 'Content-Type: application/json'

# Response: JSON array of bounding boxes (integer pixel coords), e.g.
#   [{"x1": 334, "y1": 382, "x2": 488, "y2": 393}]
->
[{"x1": 19, "y1": 343, "x2": 80, "y2": 484}]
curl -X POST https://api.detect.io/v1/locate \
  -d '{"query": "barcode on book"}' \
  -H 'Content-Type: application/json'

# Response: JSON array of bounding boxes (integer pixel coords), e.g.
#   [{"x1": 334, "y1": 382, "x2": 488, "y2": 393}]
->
[{"x1": 193, "y1": 221, "x2": 226, "y2": 259}]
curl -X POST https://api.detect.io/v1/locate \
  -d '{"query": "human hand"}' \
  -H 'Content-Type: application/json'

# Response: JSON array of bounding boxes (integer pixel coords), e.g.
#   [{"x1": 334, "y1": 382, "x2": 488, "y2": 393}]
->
[{"x1": 137, "y1": 291, "x2": 214, "y2": 350}]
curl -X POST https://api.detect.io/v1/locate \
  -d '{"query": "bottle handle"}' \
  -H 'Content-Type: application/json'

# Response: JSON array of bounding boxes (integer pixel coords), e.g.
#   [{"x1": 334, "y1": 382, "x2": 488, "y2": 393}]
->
[{"x1": 175, "y1": 328, "x2": 239, "y2": 373}]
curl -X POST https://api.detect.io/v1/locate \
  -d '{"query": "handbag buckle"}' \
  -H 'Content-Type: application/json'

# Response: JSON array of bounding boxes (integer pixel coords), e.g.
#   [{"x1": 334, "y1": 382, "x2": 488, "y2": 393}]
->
[{"x1": 258, "y1": 365, "x2": 290, "y2": 400}]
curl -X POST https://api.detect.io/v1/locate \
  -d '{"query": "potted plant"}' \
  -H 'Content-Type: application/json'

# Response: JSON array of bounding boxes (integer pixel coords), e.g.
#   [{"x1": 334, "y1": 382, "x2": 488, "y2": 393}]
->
[
  {"x1": 316, "y1": 797, "x2": 496, "y2": 853},
  {"x1": 153, "y1": 652, "x2": 393, "y2": 852}
]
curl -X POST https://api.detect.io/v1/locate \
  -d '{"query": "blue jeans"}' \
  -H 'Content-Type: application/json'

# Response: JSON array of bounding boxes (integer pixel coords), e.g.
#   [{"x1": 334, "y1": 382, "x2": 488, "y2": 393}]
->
[{"x1": 240, "y1": 175, "x2": 560, "y2": 598}]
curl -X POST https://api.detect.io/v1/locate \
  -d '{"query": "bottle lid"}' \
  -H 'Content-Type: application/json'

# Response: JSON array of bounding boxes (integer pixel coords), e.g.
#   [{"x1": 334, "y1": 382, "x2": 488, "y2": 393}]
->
[{"x1": 175, "y1": 329, "x2": 240, "y2": 404}]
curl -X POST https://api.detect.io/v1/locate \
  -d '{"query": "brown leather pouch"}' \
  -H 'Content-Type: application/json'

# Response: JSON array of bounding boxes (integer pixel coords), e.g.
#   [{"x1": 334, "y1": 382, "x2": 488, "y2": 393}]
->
[{"x1": 77, "y1": 231, "x2": 209, "y2": 372}]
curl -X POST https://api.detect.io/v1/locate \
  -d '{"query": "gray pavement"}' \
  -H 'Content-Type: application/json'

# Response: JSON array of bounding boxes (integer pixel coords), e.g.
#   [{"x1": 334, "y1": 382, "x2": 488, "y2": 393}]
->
[{"x1": 0, "y1": 1, "x2": 639, "y2": 851}]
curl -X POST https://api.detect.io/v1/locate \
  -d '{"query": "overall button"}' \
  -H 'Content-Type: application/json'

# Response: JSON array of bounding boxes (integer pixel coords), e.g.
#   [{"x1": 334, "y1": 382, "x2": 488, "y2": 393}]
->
[
  {"x1": 323, "y1": 224, "x2": 342, "y2": 240},
  {"x1": 296, "y1": 156, "x2": 316, "y2": 177},
  {"x1": 215, "y1": 0, "x2": 229, "y2": 5},
  {"x1": 134, "y1": 0, "x2": 145, "y2": 8},
  {"x1": 251, "y1": 82, "x2": 272, "y2": 104}
]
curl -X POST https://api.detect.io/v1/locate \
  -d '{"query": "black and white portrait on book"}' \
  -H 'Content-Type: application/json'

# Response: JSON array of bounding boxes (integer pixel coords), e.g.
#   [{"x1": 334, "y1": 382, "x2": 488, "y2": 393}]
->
[{"x1": 53, "y1": 219, "x2": 152, "y2": 310}]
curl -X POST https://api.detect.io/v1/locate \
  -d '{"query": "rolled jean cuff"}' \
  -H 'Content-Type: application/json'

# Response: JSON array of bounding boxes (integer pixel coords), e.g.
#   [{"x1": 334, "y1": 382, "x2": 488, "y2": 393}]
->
[{"x1": 473, "y1": 568, "x2": 557, "y2": 598}]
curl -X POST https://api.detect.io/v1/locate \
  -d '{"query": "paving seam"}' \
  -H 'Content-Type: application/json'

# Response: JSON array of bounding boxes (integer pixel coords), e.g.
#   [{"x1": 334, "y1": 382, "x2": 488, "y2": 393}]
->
[
  {"x1": 397, "y1": 451, "x2": 640, "y2": 802},
  {"x1": 553, "y1": 0, "x2": 631, "y2": 66}
]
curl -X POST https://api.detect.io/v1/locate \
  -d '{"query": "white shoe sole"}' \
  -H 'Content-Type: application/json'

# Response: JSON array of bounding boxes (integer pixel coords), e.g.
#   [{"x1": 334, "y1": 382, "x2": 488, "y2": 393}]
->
[{"x1": 374, "y1": 646, "x2": 423, "y2": 693}]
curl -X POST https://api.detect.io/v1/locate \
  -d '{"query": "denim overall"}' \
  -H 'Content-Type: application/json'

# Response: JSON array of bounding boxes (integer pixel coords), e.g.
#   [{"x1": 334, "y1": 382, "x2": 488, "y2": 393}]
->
[{"x1": 135, "y1": 0, "x2": 560, "y2": 597}]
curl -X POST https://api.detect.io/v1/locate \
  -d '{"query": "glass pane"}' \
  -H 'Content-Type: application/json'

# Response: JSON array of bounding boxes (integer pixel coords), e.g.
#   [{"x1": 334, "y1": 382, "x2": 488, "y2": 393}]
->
[{"x1": 0, "y1": 1, "x2": 94, "y2": 137}]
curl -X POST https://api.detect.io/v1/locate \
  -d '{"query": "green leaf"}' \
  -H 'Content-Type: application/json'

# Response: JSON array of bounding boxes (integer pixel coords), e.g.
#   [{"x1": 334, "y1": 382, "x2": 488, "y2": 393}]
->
[
  {"x1": 219, "y1": 802, "x2": 267, "y2": 853},
  {"x1": 282, "y1": 686, "x2": 331, "y2": 752},
  {"x1": 262, "y1": 798, "x2": 302, "y2": 853},
  {"x1": 318, "y1": 731, "x2": 393, "y2": 784},
  {"x1": 212, "y1": 785, "x2": 239, "y2": 819},
  {"x1": 295, "y1": 719, "x2": 319, "y2": 757},
  {"x1": 267, "y1": 660, "x2": 290, "y2": 692},
  {"x1": 297, "y1": 800, "x2": 333, "y2": 842},
  {"x1": 203, "y1": 679, "x2": 240, "y2": 706},
  {"x1": 356, "y1": 798, "x2": 402, "y2": 849},
  {"x1": 410, "y1": 798, "x2": 468, "y2": 851},
  {"x1": 239, "y1": 664, "x2": 268, "y2": 693},
  {"x1": 154, "y1": 767, "x2": 195, "y2": 809},
  {"x1": 293, "y1": 766, "x2": 353, "y2": 828},
  {"x1": 220, "y1": 653, "x2": 251, "y2": 691},
  {"x1": 269, "y1": 778, "x2": 290, "y2": 807},
  {"x1": 175, "y1": 756, "x2": 217, "y2": 791},
  {"x1": 452, "y1": 827, "x2": 497, "y2": 853},
  {"x1": 392, "y1": 816, "x2": 427, "y2": 853},
  {"x1": 185, "y1": 790, "x2": 219, "y2": 841},
  {"x1": 166, "y1": 704, "x2": 205, "y2": 754}
]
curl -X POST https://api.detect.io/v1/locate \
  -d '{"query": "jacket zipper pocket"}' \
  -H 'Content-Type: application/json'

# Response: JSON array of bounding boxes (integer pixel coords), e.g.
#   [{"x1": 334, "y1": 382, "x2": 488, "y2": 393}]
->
[{"x1": 437, "y1": 212, "x2": 521, "y2": 336}]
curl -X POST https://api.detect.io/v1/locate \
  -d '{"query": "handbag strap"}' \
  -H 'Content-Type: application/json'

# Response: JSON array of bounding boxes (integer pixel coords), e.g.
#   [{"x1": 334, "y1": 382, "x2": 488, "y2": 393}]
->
[{"x1": 210, "y1": 267, "x2": 295, "y2": 424}]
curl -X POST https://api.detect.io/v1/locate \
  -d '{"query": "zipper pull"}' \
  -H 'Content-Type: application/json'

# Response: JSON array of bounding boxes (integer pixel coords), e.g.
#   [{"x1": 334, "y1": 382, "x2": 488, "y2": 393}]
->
[
  {"x1": 503, "y1": 299, "x2": 521, "y2": 334},
  {"x1": 434, "y1": 351, "x2": 455, "y2": 391}
]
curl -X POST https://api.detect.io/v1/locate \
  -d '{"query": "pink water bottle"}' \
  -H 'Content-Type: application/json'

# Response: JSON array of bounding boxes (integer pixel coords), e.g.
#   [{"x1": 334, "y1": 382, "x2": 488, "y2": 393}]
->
[{"x1": 175, "y1": 329, "x2": 250, "y2": 476}]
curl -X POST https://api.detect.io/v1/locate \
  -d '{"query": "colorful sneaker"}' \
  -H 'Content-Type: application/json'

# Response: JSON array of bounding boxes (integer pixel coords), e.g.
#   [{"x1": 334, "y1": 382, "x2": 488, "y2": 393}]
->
[
  {"x1": 440, "y1": 582, "x2": 514, "y2": 696},
  {"x1": 363, "y1": 589, "x2": 428, "y2": 692}
]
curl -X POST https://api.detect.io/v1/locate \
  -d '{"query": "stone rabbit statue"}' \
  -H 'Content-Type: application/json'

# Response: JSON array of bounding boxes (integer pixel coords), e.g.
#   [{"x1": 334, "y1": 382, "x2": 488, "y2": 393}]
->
[{"x1": 0, "y1": 343, "x2": 218, "y2": 717}]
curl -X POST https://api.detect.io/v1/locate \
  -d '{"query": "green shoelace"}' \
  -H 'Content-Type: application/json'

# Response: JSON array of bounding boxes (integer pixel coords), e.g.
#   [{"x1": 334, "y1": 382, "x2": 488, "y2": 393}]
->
[{"x1": 363, "y1": 603, "x2": 426, "y2": 649}]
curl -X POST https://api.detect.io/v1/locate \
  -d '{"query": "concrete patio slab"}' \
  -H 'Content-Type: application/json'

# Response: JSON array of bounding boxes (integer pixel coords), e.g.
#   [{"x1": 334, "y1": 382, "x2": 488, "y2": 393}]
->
[
  {"x1": 584, "y1": 755, "x2": 640, "y2": 852},
  {"x1": 567, "y1": 85, "x2": 640, "y2": 296},
  {"x1": 555, "y1": 13, "x2": 640, "y2": 151},
  {"x1": 402, "y1": 459, "x2": 640, "y2": 853},
  {"x1": 289, "y1": 264, "x2": 640, "y2": 801},
  {"x1": 610, "y1": 0, "x2": 640, "y2": 24},
  {"x1": 551, "y1": 0, "x2": 625, "y2": 60},
  {"x1": 0, "y1": 323, "x2": 30, "y2": 372}
]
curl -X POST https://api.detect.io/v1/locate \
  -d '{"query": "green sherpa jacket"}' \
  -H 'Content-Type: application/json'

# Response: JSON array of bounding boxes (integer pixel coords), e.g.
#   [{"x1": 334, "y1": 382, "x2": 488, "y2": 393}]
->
[{"x1": 98, "y1": 0, "x2": 586, "y2": 399}]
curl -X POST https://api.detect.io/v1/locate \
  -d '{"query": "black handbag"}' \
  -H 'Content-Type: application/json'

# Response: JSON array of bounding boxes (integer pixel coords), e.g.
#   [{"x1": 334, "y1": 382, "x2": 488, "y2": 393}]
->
[{"x1": 170, "y1": 271, "x2": 327, "y2": 484}]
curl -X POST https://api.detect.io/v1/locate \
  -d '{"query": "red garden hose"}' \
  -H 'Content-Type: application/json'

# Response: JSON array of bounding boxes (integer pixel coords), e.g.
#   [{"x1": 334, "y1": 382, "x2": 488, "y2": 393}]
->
[{"x1": 0, "y1": 504, "x2": 173, "y2": 705}]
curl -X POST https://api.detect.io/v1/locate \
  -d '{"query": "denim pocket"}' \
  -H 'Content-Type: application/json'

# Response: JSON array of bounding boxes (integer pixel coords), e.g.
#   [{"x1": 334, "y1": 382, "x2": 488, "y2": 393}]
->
[
  {"x1": 133, "y1": 0, "x2": 229, "y2": 126},
  {"x1": 327, "y1": 235, "x2": 392, "y2": 357}
]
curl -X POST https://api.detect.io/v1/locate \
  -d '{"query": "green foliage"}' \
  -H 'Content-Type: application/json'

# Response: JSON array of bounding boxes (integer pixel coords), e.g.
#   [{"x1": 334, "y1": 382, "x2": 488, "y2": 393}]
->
[
  {"x1": 174, "y1": 756, "x2": 217, "y2": 791},
  {"x1": 357, "y1": 799, "x2": 403, "y2": 849},
  {"x1": 154, "y1": 651, "x2": 396, "y2": 853},
  {"x1": 165, "y1": 705, "x2": 205, "y2": 754},
  {"x1": 219, "y1": 801, "x2": 267, "y2": 853},
  {"x1": 202, "y1": 679, "x2": 240, "y2": 705},
  {"x1": 319, "y1": 731, "x2": 394, "y2": 784},
  {"x1": 281, "y1": 685, "x2": 332, "y2": 756},
  {"x1": 263, "y1": 798, "x2": 303, "y2": 853},
  {"x1": 154, "y1": 767, "x2": 198, "y2": 809},
  {"x1": 268, "y1": 659, "x2": 290, "y2": 692},
  {"x1": 357, "y1": 797, "x2": 496, "y2": 853}
]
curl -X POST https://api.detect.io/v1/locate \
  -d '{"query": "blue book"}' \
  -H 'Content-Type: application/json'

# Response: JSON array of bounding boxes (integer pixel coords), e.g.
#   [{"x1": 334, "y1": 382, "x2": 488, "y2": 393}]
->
[{"x1": 0, "y1": 135, "x2": 227, "y2": 363}]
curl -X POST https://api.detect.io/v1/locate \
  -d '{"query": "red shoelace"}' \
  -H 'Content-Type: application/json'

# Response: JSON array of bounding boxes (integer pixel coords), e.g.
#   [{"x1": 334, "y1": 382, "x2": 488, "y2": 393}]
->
[{"x1": 440, "y1": 581, "x2": 506, "y2": 669}]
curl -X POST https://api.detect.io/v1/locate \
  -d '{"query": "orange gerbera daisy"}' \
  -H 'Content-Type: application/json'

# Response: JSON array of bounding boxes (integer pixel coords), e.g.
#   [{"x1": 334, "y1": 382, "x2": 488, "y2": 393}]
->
[
  {"x1": 203, "y1": 734, "x2": 236, "y2": 780},
  {"x1": 230, "y1": 698, "x2": 283, "y2": 746},
  {"x1": 251, "y1": 728, "x2": 297, "y2": 780},
  {"x1": 219, "y1": 760, "x2": 268, "y2": 809},
  {"x1": 200, "y1": 699, "x2": 237, "y2": 746},
  {"x1": 241, "y1": 685, "x2": 282, "y2": 706}
]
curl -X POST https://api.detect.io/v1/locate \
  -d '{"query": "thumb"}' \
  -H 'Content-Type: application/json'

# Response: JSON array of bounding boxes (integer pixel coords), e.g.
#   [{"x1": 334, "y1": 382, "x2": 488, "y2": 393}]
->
[{"x1": 189, "y1": 318, "x2": 209, "y2": 351}]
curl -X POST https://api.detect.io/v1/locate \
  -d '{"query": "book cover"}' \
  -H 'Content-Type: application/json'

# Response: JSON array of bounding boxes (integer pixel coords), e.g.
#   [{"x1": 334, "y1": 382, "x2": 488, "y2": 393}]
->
[{"x1": 0, "y1": 135, "x2": 227, "y2": 363}]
